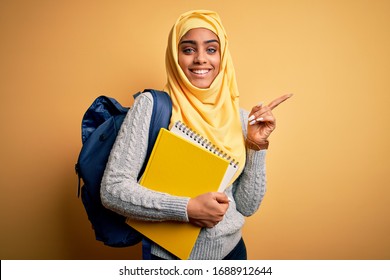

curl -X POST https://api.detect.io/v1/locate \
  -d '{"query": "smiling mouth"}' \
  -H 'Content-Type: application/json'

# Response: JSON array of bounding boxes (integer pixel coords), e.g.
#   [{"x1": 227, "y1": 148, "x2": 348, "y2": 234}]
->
[{"x1": 190, "y1": 69, "x2": 211, "y2": 75}]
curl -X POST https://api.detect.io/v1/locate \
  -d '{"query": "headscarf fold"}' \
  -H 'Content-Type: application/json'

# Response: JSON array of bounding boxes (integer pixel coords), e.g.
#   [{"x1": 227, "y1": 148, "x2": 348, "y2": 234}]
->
[{"x1": 164, "y1": 10, "x2": 246, "y2": 183}]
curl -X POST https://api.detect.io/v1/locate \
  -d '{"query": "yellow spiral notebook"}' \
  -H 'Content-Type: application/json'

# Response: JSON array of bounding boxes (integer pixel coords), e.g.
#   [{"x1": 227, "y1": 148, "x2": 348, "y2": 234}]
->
[{"x1": 126, "y1": 123, "x2": 238, "y2": 259}]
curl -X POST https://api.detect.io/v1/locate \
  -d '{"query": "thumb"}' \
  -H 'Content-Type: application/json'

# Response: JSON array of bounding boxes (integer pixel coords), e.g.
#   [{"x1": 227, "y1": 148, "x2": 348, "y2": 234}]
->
[{"x1": 214, "y1": 192, "x2": 230, "y2": 204}]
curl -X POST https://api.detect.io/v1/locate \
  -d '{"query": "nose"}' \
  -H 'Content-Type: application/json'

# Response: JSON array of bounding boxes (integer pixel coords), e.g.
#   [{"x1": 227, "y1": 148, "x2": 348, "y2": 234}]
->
[{"x1": 194, "y1": 52, "x2": 207, "y2": 64}]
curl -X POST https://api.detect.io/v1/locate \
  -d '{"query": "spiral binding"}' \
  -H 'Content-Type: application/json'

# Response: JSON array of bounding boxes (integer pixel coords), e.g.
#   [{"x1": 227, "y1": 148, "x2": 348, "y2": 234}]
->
[{"x1": 173, "y1": 121, "x2": 239, "y2": 168}]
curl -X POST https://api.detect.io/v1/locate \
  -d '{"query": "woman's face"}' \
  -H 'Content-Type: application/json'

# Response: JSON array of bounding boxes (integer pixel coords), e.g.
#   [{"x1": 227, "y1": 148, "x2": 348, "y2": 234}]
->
[{"x1": 178, "y1": 28, "x2": 220, "y2": 89}]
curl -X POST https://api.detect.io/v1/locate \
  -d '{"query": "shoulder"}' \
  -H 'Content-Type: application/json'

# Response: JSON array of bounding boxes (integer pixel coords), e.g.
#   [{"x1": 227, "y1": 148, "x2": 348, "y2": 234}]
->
[
  {"x1": 126, "y1": 91, "x2": 155, "y2": 118},
  {"x1": 133, "y1": 91, "x2": 154, "y2": 107},
  {"x1": 119, "y1": 91, "x2": 155, "y2": 133}
]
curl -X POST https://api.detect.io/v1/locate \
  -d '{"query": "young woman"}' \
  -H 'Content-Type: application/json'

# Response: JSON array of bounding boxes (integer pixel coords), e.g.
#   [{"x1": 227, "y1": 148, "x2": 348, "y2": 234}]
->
[{"x1": 101, "y1": 10, "x2": 291, "y2": 260}]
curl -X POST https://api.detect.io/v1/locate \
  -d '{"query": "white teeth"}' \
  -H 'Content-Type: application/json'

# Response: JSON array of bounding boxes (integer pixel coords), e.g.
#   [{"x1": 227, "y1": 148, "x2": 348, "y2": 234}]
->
[{"x1": 191, "y1": 69, "x2": 209, "y2": 75}]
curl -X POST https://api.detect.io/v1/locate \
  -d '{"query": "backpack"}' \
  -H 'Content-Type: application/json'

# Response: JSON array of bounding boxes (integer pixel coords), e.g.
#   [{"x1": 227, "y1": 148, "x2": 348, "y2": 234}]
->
[{"x1": 75, "y1": 89, "x2": 172, "y2": 249}]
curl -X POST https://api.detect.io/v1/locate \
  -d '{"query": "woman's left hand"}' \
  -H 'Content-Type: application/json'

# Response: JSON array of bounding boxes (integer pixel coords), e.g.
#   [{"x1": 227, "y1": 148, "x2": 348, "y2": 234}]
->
[{"x1": 246, "y1": 94, "x2": 293, "y2": 149}]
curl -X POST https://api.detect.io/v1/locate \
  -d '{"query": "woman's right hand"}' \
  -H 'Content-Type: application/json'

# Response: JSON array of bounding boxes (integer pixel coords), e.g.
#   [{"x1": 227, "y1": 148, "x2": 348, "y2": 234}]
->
[{"x1": 187, "y1": 192, "x2": 230, "y2": 228}]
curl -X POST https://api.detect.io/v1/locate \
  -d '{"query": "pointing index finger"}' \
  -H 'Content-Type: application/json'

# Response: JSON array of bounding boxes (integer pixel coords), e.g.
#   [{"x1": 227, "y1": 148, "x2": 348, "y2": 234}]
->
[{"x1": 268, "y1": 94, "x2": 293, "y2": 110}]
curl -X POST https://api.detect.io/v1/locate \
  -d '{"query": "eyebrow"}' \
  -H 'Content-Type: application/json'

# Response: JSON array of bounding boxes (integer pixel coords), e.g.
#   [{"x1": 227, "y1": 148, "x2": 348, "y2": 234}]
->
[{"x1": 179, "y1": 39, "x2": 220, "y2": 45}]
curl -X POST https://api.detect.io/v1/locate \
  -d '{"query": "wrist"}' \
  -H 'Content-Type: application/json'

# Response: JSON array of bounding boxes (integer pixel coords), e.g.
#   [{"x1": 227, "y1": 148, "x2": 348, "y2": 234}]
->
[{"x1": 245, "y1": 137, "x2": 269, "y2": 150}]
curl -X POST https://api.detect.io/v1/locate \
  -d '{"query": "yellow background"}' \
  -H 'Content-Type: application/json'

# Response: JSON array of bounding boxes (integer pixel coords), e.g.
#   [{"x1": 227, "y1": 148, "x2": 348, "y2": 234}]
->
[{"x1": 1, "y1": 0, "x2": 389, "y2": 259}]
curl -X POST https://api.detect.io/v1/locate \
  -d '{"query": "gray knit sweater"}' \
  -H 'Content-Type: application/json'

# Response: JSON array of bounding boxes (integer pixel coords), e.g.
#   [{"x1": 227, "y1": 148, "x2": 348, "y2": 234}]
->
[{"x1": 101, "y1": 91, "x2": 267, "y2": 259}]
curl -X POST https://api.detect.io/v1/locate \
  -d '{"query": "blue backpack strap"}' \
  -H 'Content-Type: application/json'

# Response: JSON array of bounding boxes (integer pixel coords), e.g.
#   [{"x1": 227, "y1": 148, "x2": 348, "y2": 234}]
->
[{"x1": 137, "y1": 89, "x2": 172, "y2": 181}]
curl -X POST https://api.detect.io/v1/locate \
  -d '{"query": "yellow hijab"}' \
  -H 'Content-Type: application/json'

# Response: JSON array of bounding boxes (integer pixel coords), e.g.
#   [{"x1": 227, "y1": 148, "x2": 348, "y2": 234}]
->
[{"x1": 164, "y1": 10, "x2": 246, "y2": 183}]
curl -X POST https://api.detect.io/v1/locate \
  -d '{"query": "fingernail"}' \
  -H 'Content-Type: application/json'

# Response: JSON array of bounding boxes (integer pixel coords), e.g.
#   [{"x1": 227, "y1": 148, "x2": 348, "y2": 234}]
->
[
  {"x1": 257, "y1": 102, "x2": 264, "y2": 107},
  {"x1": 256, "y1": 117, "x2": 264, "y2": 122},
  {"x1": 249, "y1": 120, "x2": 256, "y2": 125},
  {"x1": 248, "y1": 115, "x2": 255, "y2": 122},
  {"x1": 228, "y1": 197, "x2": 232, "y2": 202}
]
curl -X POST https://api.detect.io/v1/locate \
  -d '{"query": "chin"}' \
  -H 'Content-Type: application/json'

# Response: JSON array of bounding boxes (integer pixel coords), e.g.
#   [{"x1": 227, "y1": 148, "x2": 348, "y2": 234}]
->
[{"x1": 191, "y1": 80, "x2": 212, "y2": 89}]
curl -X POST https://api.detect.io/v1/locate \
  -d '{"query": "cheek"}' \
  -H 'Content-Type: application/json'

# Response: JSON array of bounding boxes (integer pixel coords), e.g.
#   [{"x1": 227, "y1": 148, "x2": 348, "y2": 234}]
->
[
  {"x1": 212, "y1": 57, "x2": 221, "y2": 75},
  {"x1": 178, "y1": 54, "x2": 188, "y2": 72},
  {"x1": 178, "y1": 56, "x2": 193, "y2": 81}
]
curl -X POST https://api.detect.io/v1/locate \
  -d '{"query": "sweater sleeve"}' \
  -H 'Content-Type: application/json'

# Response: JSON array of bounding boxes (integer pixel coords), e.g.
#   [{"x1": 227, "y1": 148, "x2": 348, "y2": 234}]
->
[
  {"x1": 100, "y1": 92, "x2": 190, "y2": 222},
  {"x1": 232, "y1": 109, "x2": 267, "y2": 217}
]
